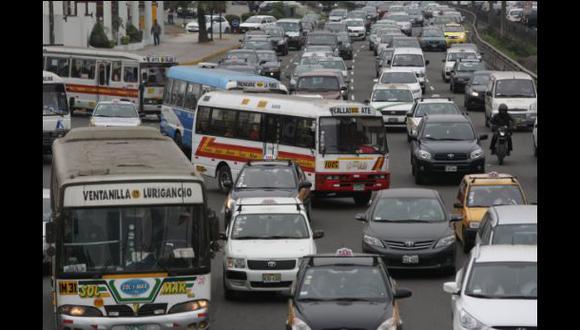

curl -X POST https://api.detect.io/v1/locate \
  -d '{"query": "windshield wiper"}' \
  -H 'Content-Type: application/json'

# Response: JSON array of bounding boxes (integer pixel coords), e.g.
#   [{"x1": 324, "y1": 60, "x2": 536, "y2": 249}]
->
[
  {"x1": 333, "y1": 297, "x2": 374, "y2": 302},
  {"x1": 494, "y1": 295, "x2": 536, "y2": 299},
  {"x1": 297, "y1": 297, "x2": 332, "y2": 302},
  {"x1": 466, "y1": 293, "x2": 496, "y2": 298},
  {"x1": 393, "y1": 219, "x2": 432, "y2": 223},
  {"x1": 234, "y1": 236, "x2": 268, "y2": 240},
  {"x1": 262, "y1": 235, "x2": 304, "y2": 239}
]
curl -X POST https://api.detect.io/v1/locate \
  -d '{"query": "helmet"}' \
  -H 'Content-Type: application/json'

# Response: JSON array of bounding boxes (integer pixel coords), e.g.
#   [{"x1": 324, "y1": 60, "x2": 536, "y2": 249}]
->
[{"x1": 498, "y1": 104, "x2": 508, "y2": 114}]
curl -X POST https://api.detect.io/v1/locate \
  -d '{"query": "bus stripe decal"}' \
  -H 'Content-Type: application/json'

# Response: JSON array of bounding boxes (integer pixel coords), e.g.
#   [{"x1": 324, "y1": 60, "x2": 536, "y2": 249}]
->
[
  {"x1": 372, "y1": 156, "x2": 385, "y2": 170},
  {"x1": 66, "y1": 84, "x2": 139, "y2": 98}
]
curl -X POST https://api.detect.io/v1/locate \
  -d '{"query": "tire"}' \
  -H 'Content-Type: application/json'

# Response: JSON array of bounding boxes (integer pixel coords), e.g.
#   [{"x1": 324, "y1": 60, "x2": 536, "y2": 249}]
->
[
  {"x1": 414, "y1": 168, "x2": 424, "y2": 185},
  {"x1": 497, "y1": 142, "x2": 506, "y2": 165},
  {"x1": 485, "y1": 114, "x2": 490, "y2": 128},
  {"x1": 353, "y1": 192, "x2": 371, "y2": 206},
  {"x1": 174, "y1": 130, "x2": 183, "y2": 150},
  {"x1": 462, "y1": 230, "x2": 472, "y2": 253},
  {"x1": 217, "y1": 164, "x2": 233, "y2": 194},
  {"x1": 407, "y1": 134, "x2": 412, "y2": 143}
]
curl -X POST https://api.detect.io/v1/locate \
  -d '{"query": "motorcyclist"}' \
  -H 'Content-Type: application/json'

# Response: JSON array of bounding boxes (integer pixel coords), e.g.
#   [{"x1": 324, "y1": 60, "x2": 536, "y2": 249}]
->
[{"x1": 490, "y1": 104, "x2": 515, "y2": 155}]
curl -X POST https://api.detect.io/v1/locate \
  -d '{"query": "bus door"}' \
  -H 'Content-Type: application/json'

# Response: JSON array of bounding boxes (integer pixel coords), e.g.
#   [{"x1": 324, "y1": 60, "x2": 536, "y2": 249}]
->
[
  {"x1": 263, "y1": 114, "x2": 280, "y2": 160},
  {"x1": 96, "y1": 60, "x2": 111, "y2": 103}
]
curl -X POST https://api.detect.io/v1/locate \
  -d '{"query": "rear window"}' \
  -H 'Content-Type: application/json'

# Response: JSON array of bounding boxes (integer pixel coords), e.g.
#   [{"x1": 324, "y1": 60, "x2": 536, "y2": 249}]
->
[{"x1": 380, "y1": 72, "x2": 417, "y2": 84}]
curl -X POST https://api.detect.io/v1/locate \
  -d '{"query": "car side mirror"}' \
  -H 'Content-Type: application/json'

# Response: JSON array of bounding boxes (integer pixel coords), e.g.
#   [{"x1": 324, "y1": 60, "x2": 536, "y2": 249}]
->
[
  {"x1": 46, "y1": 221, "x2": 55, "y2": 244},
  {"x1": 68, "y1": 97, "x2": 75, "y2": 110},
  {"x1": 355, "y1": 213, "x2": 367, "y2": 222},
  {"x1": 285, "y1": 74, "x2": 291, "y2": 79},
  {"x1": 454, "y1": 202, "x2": 463, "y2": 209},
  {"x1": 486, "y1": 91, "x2": 492, "y2": 96},
  {"x1": 394, "y1": 288, "x2": 412, "y2": 299},
  {"x1": 239, "y1": 39, "x2": 243, "y2": 42},
  {"x1": 139, "y1": 112, "x2": 146, "y2": 119},
  {"x1": 441, "y1": 59, "x2": 445, "y2": 62},
  {"x1": 425, "y1": 60, "x2": 430, "y2": 65},
  {"x1": 299, "y1": 181, "x2": 313, "y2": 189},
  {"x1": 387, "y1": 60, "x2": 391, "y2": 65},
  {"x1": 450, "y1": 214, "x2": 463, "y2": 222},
  {"x1": 218, "y1": 232, "x2": 228, "y2": 240},
  {"x1": 406, "y1": 112, "x2": 413, "y2": 117},
  {"x1": 479, "y1": 134, "x2": 488, "y2": 140},
  {"x1": 313, "y1": 230, "x2": 324, "y2": 239},
  {"x1": 340, "y1": 86, "x2": 348, "y2": 91},
  {"x1": 443, "y1": 282, "x2": 460, "y2": 294},
  {"x1": 373, "y1": 78, "x2": 378, "y2": 83},
  {"x1": 208, "y1": 208, "x2": 219, "y2": 242},
  {"x1": 347, "y1": 66, "x2": 352, "y2": 70}
]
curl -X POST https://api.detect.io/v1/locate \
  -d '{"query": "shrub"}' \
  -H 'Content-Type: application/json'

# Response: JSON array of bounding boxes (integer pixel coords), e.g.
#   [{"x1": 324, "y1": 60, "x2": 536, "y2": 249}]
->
[
  {"x1": 241, "y1": 12, "x2": 253, "y2": 22},
  {"x1": 121, "y1": 35, "x2": 130, "y2": 45},
  {"x1": 89, "y1": 21, "x2": 113, "y2": 48},
  {"x1": 126, "y1": 23, "x2": 143, "y2": 43}
]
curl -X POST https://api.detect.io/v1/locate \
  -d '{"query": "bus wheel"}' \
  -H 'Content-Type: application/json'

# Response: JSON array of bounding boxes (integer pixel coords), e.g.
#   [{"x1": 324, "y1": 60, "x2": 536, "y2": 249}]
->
[
  {"x1": 217, "y1": 164, "x2": 232, "y2": 194},
  {"x1": 353, "y1": 192, "x2": 371, "y2": 206},
  {"x1": 174, "y1": 131, "x2": 183, "y2": 150}
]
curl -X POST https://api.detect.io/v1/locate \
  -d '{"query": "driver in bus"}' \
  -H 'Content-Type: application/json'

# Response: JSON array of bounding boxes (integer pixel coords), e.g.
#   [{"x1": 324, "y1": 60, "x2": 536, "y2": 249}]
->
[{"x1": 249, "y1": 123, "x2": 260, "y2": 140}]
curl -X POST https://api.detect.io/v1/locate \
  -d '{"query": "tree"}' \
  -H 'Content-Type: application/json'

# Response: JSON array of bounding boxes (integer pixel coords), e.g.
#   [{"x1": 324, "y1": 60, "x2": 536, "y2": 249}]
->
[
  {"x1": 500, "y1": 1, "x2": 506, "y2": 37},
  {"x1": 197, "y1": 2, "x2": 209, "y2": 43}
]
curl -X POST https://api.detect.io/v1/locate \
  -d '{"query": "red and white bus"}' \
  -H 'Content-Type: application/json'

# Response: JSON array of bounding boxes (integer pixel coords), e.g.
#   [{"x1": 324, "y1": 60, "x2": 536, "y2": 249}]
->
[
  {"x1": 191, "y1": 91, "x2": 390, "y2": 205},
  {"x1": 43, "y1": 46, "x2": 177, "y2": 117}
]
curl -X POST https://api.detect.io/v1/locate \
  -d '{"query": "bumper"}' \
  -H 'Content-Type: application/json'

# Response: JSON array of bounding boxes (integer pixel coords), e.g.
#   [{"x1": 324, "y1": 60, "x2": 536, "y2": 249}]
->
[
  {"x1": 421, "y1": 41, "x2": 446, "y2": 50},
  {"x1": 142, "y1": 103, "x2": 162, "y2": 114},
  {"x1": 58, "y1": 309, "x2": 209, "y2": 330},
  {"x1": 315, "y1": 171, "x2": 390, "y2": 193},
  {"x1": 465, "y1": 95, "x2": 485, "y2": 108},
  {"x1": 363, "y1": 242, "x2": 456, "y2": 270},
  {"x1": 452, "y1": 80, "x2": 468, "y2": 91},
  {"x1": 43, "y1": 130, "x2": 69, "y2": 152},
  {"x1": 287, "y1": 38, "x2": 303, "y2": 48},
  {"x1": 382, "y1": 115, "x2": 407, "y2": 127},
  {"x1": 415, "y1": 158, "x2": 485, "y2": 175},
  {"x1": 348, "y1": 31, "x2": 365, "y2": 39},
  {"x1": 224, "y1": 268, "x2": 297, "y2": 292}
]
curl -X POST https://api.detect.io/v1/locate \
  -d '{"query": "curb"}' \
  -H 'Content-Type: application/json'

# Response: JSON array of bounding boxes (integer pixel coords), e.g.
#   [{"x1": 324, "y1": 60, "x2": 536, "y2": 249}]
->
[{"x1": 179, "y1": 44, "x2": 239, "y2": 65}]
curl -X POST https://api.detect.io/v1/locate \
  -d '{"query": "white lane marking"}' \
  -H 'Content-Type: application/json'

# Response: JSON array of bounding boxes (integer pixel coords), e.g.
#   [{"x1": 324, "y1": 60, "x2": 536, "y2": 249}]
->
[
  {"x1": 430, "y1": 86, "x2": 435, "y2": 91},
  {"x1": 354, "y1": 54, "x2": 358, "y2": 58},
  {"x1": 351, "y1": 85, "x2": 355, "y2": 91},
  {"x1": 351, "y1": 79, "x2": 354, "y2": 84},
  {"x1": 351, "y1": 95, "x2": 355, "y2": 101},
  {"x1": 426, "y1": 78, "x2": 430, "y2": 83}
]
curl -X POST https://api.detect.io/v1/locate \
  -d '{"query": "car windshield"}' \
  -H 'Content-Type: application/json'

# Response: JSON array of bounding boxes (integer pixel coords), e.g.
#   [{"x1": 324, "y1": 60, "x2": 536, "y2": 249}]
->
[
  {"x1": 277, "y1": 22, "x2": 300, "y2": 32},
  {"x1": 381, "y1": 72, "x2": 417, "y2": 84},
  {"x1": 319, "y1": 117, "x2": 387, "y2": 154},
  {"x1": 372, "y1": 89, "x2": 414, "y2": 103},
  {"x1": 308, "y1": 35, "x2": 337, "y2": 46},
  {"x1": 373, "y1": 197, "x2": 445, "y2": 222},
  {"x1": 458, "y1": 62, "x2": 486, "y2": 72},
  {"x1": 448, "y1": 52, "x2": 478, "y2": 61},
  {"x1": 265, "y1": 28, "x2": 284, "y2": 37},
  {"x1": 297, "y1": 76, "x2": 339, "y2": 91},
  {"x1": 231, "y1": 213, "x2": 309, "y2": 239},
  {"x1": 236, "y1": 166, "x2": 297, "y2": 189},
  {"x1": 493, "y1": 224, "x2": 537, "y2": 245},
  {"x1": 245, "y1": 16, "x2": 264, "y2": 23},
  {"x1": 59, "y1": 205, "x2": 207, "y2": 274},
  {"x1": 330, "y1": 9, "x2": 346, "y2": 16},
  {"x1": 465, "y1": 262, "x2": 537, "y2": 299},
  {"x1": 319, "y1": 60, "x2": 346, "y2": 71},
  {"x1": 422, "y1": 122, "x2": 475, "y2": 140},
  {"x1": 415, "y1": 103, "x2": 460, "y2": 117},
  {"x1": 298, "y1": 266, "x2": 390, "y2": 301},
  {"x1": 43, "y1": 83, "x2": 69, "y2": 115},
  {"x1": 495, "y1": 79, "x2": 536, "y2": 98},
  {"x1": 393, "y1": 39, "x2": 420, "y2": 48},
  {"x1": 326, "y1": 23, "x2": 346, "y2": 31},
  {"x1": 422, "y1": 30, "x2": 444, "y2": 37},
  {"x1": 244, "y1": 41, "x2": 272, "y2": 50},
  {"x1": 93, "y1": 103, "x2": 138, "y2": 118},
  {"x1": 345, "y1": 20, "x2": 364, "y2": 27},
  {"x1": 467, "y1": 185, "x2": 525, "y2": 207},
  {"x1": 472, "y1": 74, "x2": 490, "y2": 85},
  {"x1": 389, "y1": 15, "x2": 411, "y2": 22},
  {"x1": 444, "y1": 25, "x2": 464, "y2": 32},
  {"x1": 294, "y1": 65, "x2": 324, "y2": 76},
  {"x1": 225, "y1": 52, "x2": 258, "y2": 63},
  {"x1": 257, "y1": 52, "x2": 277, "y2": 62},
  {"x1": 392, "y1": 54, "x2": 424, "y2": 67}
]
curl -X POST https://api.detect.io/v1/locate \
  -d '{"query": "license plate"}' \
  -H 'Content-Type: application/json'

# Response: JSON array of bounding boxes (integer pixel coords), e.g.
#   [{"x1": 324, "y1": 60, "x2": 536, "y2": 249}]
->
[
  {"x1": 262, "y1": 273, "x2": 281, "y2": 282},
  {"x1": 388, "y1": 117, "x2": 399, "y2": 123},
  {"x1": 445, "y1": 165, "x2": 458, "y2": 172},
  {"x1": 353, "y1": 184, "x2": 365, "y2": 191},
  {"x1": 402, "y1": 255, "x2": 419, "y2": 264},
  {"x1": 122, "y1": 325, "x2": 158, "y2": 330}
]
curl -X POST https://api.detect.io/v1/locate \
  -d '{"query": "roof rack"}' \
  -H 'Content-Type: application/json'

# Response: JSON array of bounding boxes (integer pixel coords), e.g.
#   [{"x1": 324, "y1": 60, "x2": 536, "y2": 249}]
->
[
  {"x1": 419, "y1": 97, "x2": 453, "y2": 102},
  {"x1": 236, "y1": 202, "x2": 303, "y2": 212},
  {"x1": 246, "y1": 159, "x2": 293, "y2": 166}
]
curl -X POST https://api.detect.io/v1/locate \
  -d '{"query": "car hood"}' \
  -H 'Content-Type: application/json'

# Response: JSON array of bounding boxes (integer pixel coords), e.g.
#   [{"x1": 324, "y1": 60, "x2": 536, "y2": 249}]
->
[
  {"x1": 366, "y1": 219, "x2": 452, "y2": 241},
  {"x1": 93, "y1": 117, "x2": 141, "y2": 127},
  {"x1": 261, "y1": 61, "x2": 280, "y2": 69},
  {"x1": 232, "y1": 188, "x2": 296, "y2": 200},
  {"x1": 462, "y1": 295, "x2": 537, "y2": 327},
  {"x1": 469, "y1": 85, "x2": 487, "y2": 92},
  {"x1": 464, "y1": 207, "x2": 488, "y2": 222},
  {"x1": 294, "y1": 90, "x2": 341, "y2": 100},
  {"x1": 492, "y1": 98, "x2": 537, "y2": 110},
  {"x1": 228, "y1": 239, "x2": 314, "y2": 259},
  {"x1": 297, "y1": 301, "x2": 391, "y2": 329},
  {"x1": 240, "y1": 23, "x2": 262, "y2": 28},
  {"x1": 419, "y1": 140, "x2": 481, "y2": 154},
  {"x1": 371, "y1": 102, "x2": 414, "y2": 112}
]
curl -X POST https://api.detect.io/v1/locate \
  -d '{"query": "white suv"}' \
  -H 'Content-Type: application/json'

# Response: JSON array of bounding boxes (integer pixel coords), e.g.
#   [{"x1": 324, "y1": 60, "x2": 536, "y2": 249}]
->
[
  {"x1": 443, "y1": 245, "x2": 537, "y2": 330},
  {"x1": 375, "y1": 67, "x2": 422, "y2": 99},
  {"x1": 389, "y1": 47, "x2": 429, "y2": 93},
  {"x1": 221, "y1": 197, "x2": 324, "y2": 299},
  {"x1": 442, "y1": 48, "x2": 480, "y2": 82}
]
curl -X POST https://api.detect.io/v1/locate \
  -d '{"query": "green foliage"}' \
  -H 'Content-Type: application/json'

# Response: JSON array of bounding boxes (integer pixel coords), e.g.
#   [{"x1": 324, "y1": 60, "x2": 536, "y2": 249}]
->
[
  {"x1": 481, "y1": 28, "x2": 536, "y2": 59},
  {"x1": 126, "y1": 23, "x2": 143, "y2": 43},
  {"x1": 89, "y1": 21, "x2": 114, "y2": 48},
  {"x1": 241, "y1": 12, "x2": 253, "y2": 22},
  {"x1": 121, "y1": 35, "x2": 130, "y2": 45}
]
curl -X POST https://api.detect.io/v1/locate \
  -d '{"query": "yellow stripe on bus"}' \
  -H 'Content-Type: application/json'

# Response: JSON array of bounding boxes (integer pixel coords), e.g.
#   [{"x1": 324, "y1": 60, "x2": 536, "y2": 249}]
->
[{"x1": 102, "y1": 273, "x2": 168, "y2": 279}]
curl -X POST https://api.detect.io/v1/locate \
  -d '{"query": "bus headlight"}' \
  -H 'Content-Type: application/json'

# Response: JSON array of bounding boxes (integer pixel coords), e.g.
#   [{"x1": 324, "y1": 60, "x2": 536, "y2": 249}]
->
[
  {"x1": 471, "y1": 91, "x2": 479, "y2": 97},
  {"x1": 59, "y1": 305, "x2": 103, "y2": 317},
  {"x1": 168, "y1": 300, "x2": 209, "y2": 314}
]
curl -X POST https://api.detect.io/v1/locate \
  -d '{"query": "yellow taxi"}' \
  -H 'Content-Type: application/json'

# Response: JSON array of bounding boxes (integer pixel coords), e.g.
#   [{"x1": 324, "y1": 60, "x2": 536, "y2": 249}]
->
[
  {"x1": 453, "y1": 172, "x2": 527, "y2": 252},
  {"x1": 443, "y1": 23, "x2": 467, "y2": 46}
]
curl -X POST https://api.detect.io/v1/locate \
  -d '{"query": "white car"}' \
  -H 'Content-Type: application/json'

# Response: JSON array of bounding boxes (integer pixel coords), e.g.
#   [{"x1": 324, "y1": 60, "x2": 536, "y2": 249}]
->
[
  {"x1": 240, "y1": 15, "x2": 277, "y2": 32},
  {"x1": 344, "y1": 18, "x2": 366, "y2": 40},
  {"x1": 221, "y1": 197, "x2": 324, "y2": 298},
  {"x1": 443, "y1": 245, "x2": 537, "y2": 330},
  {"x1": 375, "y1": 67, "x2": 422, "y2": 99},
  {"x1": 43, "y1": 189, "x2": 51, "y2": 273},
  {"x1": 186, "y1": 15, "x2": 231, "y2": 33},
  {"x1": 89, "y1": 100, "x2": 142, "y2": 127},
  {"x1": 475, "y1": 205, "x2": 537, "y2": 248},
  {"x1": 390, "y1": 47, "x2": 429, "y2": 93},
  {"x1": 442, "y1": 48, "x2": 480, "y2": 82},
  {"x1": 369, "y1": 83, "x2": 415, "y2": 127},
  {"x1": 532, "y1": 118, "x2": 537, "y2": 156}
]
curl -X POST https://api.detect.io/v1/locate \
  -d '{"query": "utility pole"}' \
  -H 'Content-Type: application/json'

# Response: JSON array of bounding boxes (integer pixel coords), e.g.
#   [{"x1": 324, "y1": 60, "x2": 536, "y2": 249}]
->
[{"x1": 49, "y1": 1, "x2": 55, "y2": 44}]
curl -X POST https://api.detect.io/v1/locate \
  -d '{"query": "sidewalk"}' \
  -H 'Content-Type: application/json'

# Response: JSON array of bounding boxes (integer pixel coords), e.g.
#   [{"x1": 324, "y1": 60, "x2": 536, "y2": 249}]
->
[{"x1": 133, "y1": 32, "x2": 240, "y2": 65}]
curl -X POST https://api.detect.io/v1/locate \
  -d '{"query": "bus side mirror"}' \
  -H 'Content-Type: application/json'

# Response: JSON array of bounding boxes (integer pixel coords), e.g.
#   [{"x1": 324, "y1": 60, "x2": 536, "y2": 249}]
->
[
  {"x1": 46, "y1": 221, "x2": 55, "y2": 244},
  {"x1": 425, "y1": 60, "x2": 430, "y2": 66}
]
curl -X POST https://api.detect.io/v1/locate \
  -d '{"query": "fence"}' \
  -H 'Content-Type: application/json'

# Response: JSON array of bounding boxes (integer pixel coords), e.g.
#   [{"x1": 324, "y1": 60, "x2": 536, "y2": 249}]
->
[{"x1": 470, "y1": 8, "x2": 537, "y2": 46}]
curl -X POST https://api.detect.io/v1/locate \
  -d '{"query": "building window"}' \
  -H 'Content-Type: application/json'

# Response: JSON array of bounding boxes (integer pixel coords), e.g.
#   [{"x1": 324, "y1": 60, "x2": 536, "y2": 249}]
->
[{"x1": 63, "y1": 1, "x2": 78, "y2": 16}]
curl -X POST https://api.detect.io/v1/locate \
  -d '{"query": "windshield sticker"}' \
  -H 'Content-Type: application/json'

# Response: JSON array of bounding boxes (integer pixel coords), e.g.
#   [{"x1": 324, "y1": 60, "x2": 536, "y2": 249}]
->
[
  {"x1": 63, "y1": 263, "x2": 87, "y2": 273},
  {"x1": 59, "y1": 281, "x2": 78, "y2": 295},
  {"x1": 160, "y1": 281, "x2": 191, "y2": 295},
  {"x1": 173, "y1": 248, "x2": 195, "y2": 259},
  {"x1": 324, "y1": 160, "x2": 339, "y2": 169},
  {"x1": 330, "y1": 106, "x2": 373, "y2": 115}
]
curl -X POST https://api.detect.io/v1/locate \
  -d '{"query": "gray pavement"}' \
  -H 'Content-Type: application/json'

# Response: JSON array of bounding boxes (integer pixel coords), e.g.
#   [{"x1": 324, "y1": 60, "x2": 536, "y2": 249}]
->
[{"x1": 42, "y1": 27, "x2": 537, "y2": 330}]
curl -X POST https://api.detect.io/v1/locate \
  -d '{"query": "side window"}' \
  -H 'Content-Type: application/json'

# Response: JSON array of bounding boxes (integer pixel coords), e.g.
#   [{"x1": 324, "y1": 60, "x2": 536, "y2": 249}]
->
[
  {"x1": 123, "y1": 64, "x2": 138, "y2": 83},
  {"x1": 184, "y1": 83, "x2": 201, "y2": 110},
  {"x1": 236, "y1": 112, "x2": 262, "y2": 141},
  {"x1": 456, "y1": 180, "x2": 466, "y2": 205},
  {"x1": 195, "y1": 106, "x2": 211, "y2": 134},
  {"x1": 46, "y1": 57, "x2": 70, "y2": 77},
  {"x1": 173, "y1": 80, "x2": 187, "y2": 107},
  {"x1": 280, "y1": 116, "x2": 297, "y2": 146},
  {"x1": 111, "y1": 61, "x2": 122, "y2": 82},
  {"x1": 264, "y1": 114, "x2": 281, "y2": 143},
  {"x1": 295, "y1": 118, "x2": 315, "y2": 149},
  {"x1": 163, "y1": 79, "x2": 173, "y2": 104},
  {"x1": 210, "y1": 108, "x2": 237, "y2": 137},
  {"x1": 70, "y1": 58, "x2": 95, "y2": 80}
]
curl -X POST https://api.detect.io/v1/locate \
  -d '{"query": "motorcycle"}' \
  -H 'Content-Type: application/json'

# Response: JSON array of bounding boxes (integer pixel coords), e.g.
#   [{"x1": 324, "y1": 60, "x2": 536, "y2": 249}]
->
[{"x1": 495, "y1": 125, "x2": 510, "y2": 165}]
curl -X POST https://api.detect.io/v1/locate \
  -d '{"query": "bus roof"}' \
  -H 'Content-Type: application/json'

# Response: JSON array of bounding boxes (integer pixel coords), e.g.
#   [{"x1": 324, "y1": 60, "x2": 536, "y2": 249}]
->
[
  {"x1": 43, "y1": 70, "x2": 64, "y2": 84},
  {"x1": 43, "y1": 46, "x2": 177, "y2": 64},
  {"x1": 198, "y1": 91, "x2": 380, "y2": 118},
  {"x1": 52, "y1": 127, "x2": 202, "y2": 187}
]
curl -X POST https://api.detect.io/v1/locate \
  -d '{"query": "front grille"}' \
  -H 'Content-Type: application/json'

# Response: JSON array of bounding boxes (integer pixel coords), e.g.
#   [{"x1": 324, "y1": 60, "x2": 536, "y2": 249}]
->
[
  {"x1": 493, "y1": 327, "x2": 537, "y2": 330},
  {"x1": 105, "y1": 304, "x2": 168, "y2": 317},
  {"x1": 383, "y1": 239, "x2": 435, "y2": 250},
  {"x1": 138, "y1": 303, "x2": 168, "y2": 316},
  {"x1": 382, "y1": 110, "x2": 408, "y2": 116},
  {"x1": 250, "y1": 281, "x2": 292, "y2": 288},
  {"x1": 226, "y1": 270, "x2": 247, "y2": 280},
  {"x1": 247, "y1": 260, "x2": 296, "y2": 270},
  {"x1": 433, "y1": 153, "x2": 469, "y2": 161},
  {"x1": 105, "y1": 305, "x2": 134, "y2": 317}
]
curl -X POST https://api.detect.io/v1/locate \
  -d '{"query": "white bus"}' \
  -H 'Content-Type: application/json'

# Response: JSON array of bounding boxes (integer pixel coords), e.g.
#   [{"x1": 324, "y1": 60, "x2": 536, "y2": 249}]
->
[
  {"x1": 43, "y1": 71, "x2": 71, "y2": 154},
  {"x1": 191, "y1": 91, "x2": 391, "y2": 205},
  {"x1": 43, "y1": 46, "x2": 177, "y2": 117}
]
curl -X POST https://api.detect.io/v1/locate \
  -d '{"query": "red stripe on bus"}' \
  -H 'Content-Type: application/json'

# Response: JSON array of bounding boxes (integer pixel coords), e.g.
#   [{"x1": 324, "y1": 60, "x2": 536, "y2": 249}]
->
[{"x1": 65, "y1": 84, "x2": 139, "y2": 98}]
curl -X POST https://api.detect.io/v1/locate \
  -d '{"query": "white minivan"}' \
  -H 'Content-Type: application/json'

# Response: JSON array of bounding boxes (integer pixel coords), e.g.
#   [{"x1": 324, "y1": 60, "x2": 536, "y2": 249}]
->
[
  {"x1": 485, "y1": 71, "x2": 537, "y2": 130},
  {"x1": 388, "y1": 47, "x2": 429, "y2": 93}
]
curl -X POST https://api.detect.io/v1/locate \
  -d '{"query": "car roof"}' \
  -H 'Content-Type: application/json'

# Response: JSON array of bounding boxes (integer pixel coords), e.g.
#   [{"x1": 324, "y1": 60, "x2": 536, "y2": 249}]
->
[
  {"x1": 299, "y1": 69, "x2": 342, "y2": 78},
  {"x1": 464, "y1": 172, "x2": 520, "y2": 185},
  {"x1": 245, "y1": 160, "x2": 294, "y2": 167},
  {"x1": 96, "y1": 100, "x2": 135, "y2": 106},
  {"x1": 474, "y1": 245, "x2": 537, "y2": 263},
  {"x1": 417, "y1": 97, "x2": 455, "y2": 104},
  {"x1": 372, "y1": 83, "x2": 412, "y2": 91},
  {"x1": 376, "y1": 188, "x2": 440, "y2": 199},
  {"x1": 423, "y1": 114, "x2": 469, "y2": 123},
  {"x1": 277, "y1": 18, "x2": 301, "y2": 23},
  {"x1": 382, "y1": 67, "x2": 419, "y2": 74},
  {"x1": 489, "y1": 205, "x2": 537, "y2": 224},
  {"x1": 235, "y1": 197, "x2": 303, "y2": 214},
  {"x1": 303, "y1": 254, "x2": 381, "y2": 267},
  {"x1": 490, "y1": 71, "x2": 534, "y2": 80},
  {"x1": 393, "y1": 47, "x2": 423, "y2": 55}
]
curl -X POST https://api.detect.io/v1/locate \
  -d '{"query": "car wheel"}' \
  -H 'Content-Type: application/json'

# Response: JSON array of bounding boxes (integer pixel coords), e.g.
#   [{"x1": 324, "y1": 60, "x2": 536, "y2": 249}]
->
[
  {"x1": 353, "y1": 192, "x2": 371, "y2": 206},
  {"x1": 462, "y1": 230, "x2": 472, "y2": 253},
  {"x1": 407, "y1": 134, "x2": 412, "y2": 143},
  {"x1": 217, "y1": 164, "x2": 232, "y2": 194},
  {"x1": 174, "y1": 130, "x2": 183, "y2": 150}
]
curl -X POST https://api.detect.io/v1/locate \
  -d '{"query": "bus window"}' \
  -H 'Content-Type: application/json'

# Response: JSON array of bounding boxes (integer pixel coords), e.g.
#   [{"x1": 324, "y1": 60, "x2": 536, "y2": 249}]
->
[
  {"x1": 123, "y1": 64, "x2": 138, "y2": 83},
  {"x1": 237, "y1": 112, "x2": 262, "y2": 141},
  {"x1": 184, "y1": 83, "x2": 200, "y2": 110},
  {"x1": 98, "y1": 62, "x2": 111, "y2": 86},
  {"x1": 172, "y1": 80, "x2": 187, "y2": 107},
  {"x1": 46, "y1": 57, "x2": 70, "y2": 77},
  {"x1": 296, "y1": 118, "x2": 315, "y2": 149},
  {"x1": 264, "y1": 115, "x2": 281, "y2": 143},
  {"x1": 280, "y1": 116, "x2": 297, "y2": 146},
  {"x1": 111, "y1": 61, "x2": 122, "y2": 82},
  {"x1": 71, "y1": 58, "x2": 96, "y2": 80},
  {"x1": 163, "y1": 78, "x2": 174, "y2": 103},
  {"x1": 196, "y1": 106, "x2": 211, "y2": 134},
  {"x1": 210, "y1": 108, "x2": 237, "y2": 137}
]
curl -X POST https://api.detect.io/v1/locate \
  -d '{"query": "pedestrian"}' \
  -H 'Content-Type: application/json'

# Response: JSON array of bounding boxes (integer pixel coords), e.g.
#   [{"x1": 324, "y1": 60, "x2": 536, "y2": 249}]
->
[
  {"x1": 168, "y1": 9, "x2": 174, "y2": 25},
  {"x1": 151, "y1": 20, "x2": 161, "y2": 46}
]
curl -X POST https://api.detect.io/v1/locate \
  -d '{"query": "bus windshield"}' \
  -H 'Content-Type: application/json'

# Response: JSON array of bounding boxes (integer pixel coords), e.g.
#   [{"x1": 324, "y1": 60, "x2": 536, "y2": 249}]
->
[
  {"x1": 59, "y1": 205, "x2": 209, "y2": 275},
  {"x1": 43, "y1": 84, "x2": 69, "y2": 115},
  {"x1": 320, "y1": 117, "x2": 387, "y2": 154},
  {"x1": 142, "y1": 63, "x2": 173, "y2": 87}
]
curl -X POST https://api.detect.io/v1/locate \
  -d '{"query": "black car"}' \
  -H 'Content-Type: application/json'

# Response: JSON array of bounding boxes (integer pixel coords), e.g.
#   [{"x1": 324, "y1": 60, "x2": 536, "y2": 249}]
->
[
  {"x1": 357, "y1": 188, "x2": 462, "y2": 274},
  {"x1": 286, "y1": 250, "x2": 412, "y2": 330},
  {"x1": 223, "y1": 160, "x2": 313, "y2": 227},
  {"x1": 418, "y1": 27, "x2": 447, "y2": 51},
  {"x1": 242, "y1": 37, "x2": 276, "y2": 52},
  {"x1": 450, "y1": 60, "x2": 487, "y2": 93},
  {"x1": 411, "y1": 114, "x2": 488, "y2": 184},
  {"x1": 263, "y1": 26, "x2": 289, "y2": 56},
  {"x1": 337, "y1": 32, "x2": 353, "y2": 60},
  {"x1": 255, "y1": 50, "x2": 281, "y2": 80},
  {"x1": 464, "y1": 70, "x2": 492, "y2": 111}
]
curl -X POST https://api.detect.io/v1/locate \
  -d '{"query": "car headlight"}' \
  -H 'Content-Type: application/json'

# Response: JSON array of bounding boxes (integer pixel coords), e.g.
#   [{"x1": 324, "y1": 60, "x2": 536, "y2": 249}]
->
[
  {"x1": 459, "y1": 309, "x2": 489, "y2": 329},
  {"x1": 278, "y1": 40, "x2": 284, "y2": 45},
  {"x1": 226, "y1": 257, "x2": 246, "y2": 269},
  {"x1": 471, "y1": 91, "x2": 479, "y2": 97},
  {"x1": 363, "y1": 234, "x2": 384, "y2": 248},
  {"x1": 468, "y1": 222, "x2": 480, "y2": 229},
  {"x1": 434, "y1": 235, "x2": 455, "y2": 248},
  {"x1": 89, "y1": 118, "x2": 95, "y2": 127},
  {"x1": 292, "y1": 317, "x2": 312, "y2": 330},
  {"x1": 59, "y1": 305, "x2": 103, "y2": 317},
  {"x1": 168, "y1": 300, "x2": 209, "y2": 314},
  {"x1": 416, "y1": 149, "x2": 432, "y2": 160},
  {"x1": 377, "y1": 317, "x2": 397, "y2": 330},
  {"x1": 470, "y1": 148, "x2": 484, "y2": 159}
]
